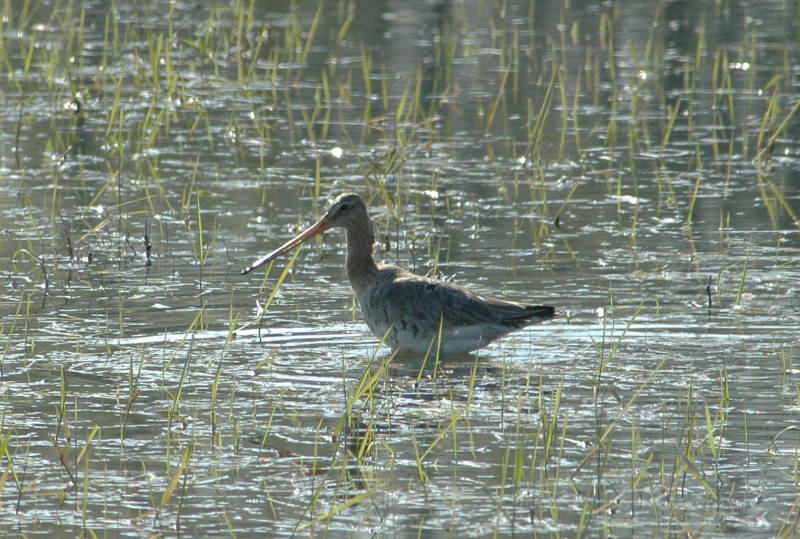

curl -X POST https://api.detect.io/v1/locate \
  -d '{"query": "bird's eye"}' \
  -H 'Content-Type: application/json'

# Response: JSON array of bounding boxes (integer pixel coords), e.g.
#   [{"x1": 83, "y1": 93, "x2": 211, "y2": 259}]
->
[{"x1": 339, "y1": 203, "x2": 350, "y2": 211}]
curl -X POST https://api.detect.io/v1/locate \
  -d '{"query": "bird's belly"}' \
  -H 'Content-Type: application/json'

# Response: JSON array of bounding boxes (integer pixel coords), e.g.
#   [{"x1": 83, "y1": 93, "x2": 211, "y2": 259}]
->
[
  {"x1": 359, "y1": 302, "x2": 434, "y2": 353},
  {"x1": 363, "y1": 311, "x2": 507, "y2": 354},
  {"x1": 364, "y1": 317, "x2": 435, "y2": 354}
]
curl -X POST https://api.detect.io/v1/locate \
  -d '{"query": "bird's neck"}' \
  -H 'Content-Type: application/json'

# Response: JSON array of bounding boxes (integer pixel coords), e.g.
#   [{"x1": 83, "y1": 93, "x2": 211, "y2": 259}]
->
[{"x1": 345, "y1": 218, "x2": 378, "y2": 290}]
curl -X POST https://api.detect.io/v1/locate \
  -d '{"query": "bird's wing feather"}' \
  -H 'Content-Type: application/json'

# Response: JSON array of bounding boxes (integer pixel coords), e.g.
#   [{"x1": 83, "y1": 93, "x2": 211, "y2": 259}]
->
[{"x1": 379, "y1": 271, "x2": 541, "y2": 328}]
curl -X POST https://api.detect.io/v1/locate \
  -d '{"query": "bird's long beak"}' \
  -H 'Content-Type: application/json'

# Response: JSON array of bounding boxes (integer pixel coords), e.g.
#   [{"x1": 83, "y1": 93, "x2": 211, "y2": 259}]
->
[{"x1": 242, "y1": 216, "x2": 332, "y2": 275}]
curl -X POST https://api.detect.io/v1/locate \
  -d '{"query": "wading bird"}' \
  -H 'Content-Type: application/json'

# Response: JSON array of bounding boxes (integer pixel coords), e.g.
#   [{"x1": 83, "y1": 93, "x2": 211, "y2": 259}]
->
[{"x1": 243, "y1": 194, "x2": 554, "y2": 354}]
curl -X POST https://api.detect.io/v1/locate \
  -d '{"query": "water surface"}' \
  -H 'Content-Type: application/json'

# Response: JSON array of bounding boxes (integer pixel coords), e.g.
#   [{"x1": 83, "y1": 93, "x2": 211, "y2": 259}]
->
[{"x1": 1, "y1": 0, "x2": 798, "y2": 536}]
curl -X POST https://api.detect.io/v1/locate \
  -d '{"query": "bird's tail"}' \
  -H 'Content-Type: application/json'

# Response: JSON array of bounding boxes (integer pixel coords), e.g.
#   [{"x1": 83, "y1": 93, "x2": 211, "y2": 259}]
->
[{"x1": 505, "y1": 305, "x2": 555, "y2": 327}]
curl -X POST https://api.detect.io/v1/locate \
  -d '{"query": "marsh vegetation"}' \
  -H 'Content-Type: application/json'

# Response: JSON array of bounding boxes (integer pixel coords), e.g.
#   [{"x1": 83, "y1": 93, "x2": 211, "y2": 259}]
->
[{"x1": 0, "y1": 0, "x2": 798, "y2": 536}]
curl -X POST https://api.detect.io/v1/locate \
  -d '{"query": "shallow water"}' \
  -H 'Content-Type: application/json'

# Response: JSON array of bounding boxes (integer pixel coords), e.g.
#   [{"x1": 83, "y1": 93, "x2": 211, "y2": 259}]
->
[{"x1": 1, "y1": 0, "x2": 799, "y2": 536}]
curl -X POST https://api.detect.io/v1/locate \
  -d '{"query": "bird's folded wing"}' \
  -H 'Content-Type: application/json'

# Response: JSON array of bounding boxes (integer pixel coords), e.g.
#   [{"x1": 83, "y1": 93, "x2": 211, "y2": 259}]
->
[{"x1": 382, "y1": 275, "x2": 532, "y2": 328}]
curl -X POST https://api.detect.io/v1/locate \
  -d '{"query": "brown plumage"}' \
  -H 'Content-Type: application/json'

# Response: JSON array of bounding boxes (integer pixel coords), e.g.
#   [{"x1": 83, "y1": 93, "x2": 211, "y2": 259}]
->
[{"x1": 243, "y1": 193, "x2": 555, "y2": 354}]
